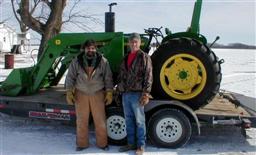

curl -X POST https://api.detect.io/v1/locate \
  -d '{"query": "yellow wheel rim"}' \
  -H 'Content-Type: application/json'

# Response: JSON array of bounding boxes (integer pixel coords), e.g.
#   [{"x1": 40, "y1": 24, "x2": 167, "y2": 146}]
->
[{"x1": 160, "y1": 53, "x2": 207, "y2": 100}]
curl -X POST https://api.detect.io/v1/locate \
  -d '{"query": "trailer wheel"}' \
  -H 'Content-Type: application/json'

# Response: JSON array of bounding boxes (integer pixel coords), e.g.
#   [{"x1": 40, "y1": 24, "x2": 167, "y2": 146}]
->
[
  {"x1": 151, "y1": 37, "x2": 222, "y2": 110},
  {"x1": 106, "y1": 107, "x2": 127, "y2": 145},
  {"x1": 148, "y1": 108, "x2": 191, "y2": 148}
]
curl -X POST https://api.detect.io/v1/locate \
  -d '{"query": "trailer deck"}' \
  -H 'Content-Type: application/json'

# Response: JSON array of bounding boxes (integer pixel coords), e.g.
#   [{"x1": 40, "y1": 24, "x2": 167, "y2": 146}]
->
[
  {"x1": 195, "y1": 94, "x2": 252, "y2": 117},
  {"x1": 0, "y1": 86, "x2": 255, "y2": 121},
  {"x1": 0, "y1": 86, "x2": 66, "y2": 104}
]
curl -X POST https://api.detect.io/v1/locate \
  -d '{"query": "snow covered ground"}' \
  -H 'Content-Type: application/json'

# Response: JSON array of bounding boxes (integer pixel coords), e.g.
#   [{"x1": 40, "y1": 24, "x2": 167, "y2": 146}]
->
[
  {"x1": 0, "y1": 48, "x2": 255, "y2": 155},
  {"x1": 214, "y1": 49, "x2": 256, "y2": 98},
  {"x1": 0, "y1": 114, "x2": 255, "y2": 155}
]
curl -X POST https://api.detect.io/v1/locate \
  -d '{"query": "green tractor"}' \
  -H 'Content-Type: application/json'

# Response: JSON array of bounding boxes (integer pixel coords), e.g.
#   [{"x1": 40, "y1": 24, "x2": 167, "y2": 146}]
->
[
  {"x1": 0, "y1": 0, "x2": 222, "y2": 110},
  {"x1": 0, "y1": 0, "x2": 223, "y2": 148}
]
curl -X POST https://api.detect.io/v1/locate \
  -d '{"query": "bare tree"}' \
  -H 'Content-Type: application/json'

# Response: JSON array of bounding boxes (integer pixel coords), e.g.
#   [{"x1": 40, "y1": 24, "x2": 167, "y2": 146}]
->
[
  {"x1": 11, "y1": 0, "x2": 103, "y2": 59},
  {"x1": 10, "y1": 0, "x2": 66, "y2": 58},
  {"x1": 62, "y1": 0, "x2": 103, "y2": 32}
]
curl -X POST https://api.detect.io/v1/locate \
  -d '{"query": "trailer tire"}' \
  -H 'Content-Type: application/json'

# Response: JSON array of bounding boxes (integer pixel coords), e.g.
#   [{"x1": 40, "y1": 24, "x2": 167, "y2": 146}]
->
[
  {"x1": 151, "y1": 37, "x2": 222, "y2": 110},
  {"x1": 148, "y1": 108, "x2": 192, "y2": 148},
  {"x1": 106, "y1": 107, "x2": 127, "y2": 145}
]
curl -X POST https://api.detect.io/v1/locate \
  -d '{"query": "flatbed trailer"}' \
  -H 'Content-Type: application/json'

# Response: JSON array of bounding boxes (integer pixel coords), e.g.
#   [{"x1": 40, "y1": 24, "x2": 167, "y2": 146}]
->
[
  {"x1": 0, "y1": 85, "x2": 255, "y2": 148},
  {"x1": 0, "y1": 0, "x2": 247, "y2": 148}
]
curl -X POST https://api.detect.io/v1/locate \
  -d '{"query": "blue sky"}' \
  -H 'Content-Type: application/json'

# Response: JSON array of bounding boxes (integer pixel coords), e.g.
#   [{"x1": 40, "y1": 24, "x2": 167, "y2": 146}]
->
[{"x1": 1, "y1": 0, "x2": 255, "y2": 45}]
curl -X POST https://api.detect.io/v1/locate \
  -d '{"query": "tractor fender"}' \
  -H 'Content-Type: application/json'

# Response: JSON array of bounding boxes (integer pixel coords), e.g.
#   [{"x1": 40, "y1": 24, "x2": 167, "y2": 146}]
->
[{"x1": 145, "y1": 99, "x2": 201, "y2": 135}]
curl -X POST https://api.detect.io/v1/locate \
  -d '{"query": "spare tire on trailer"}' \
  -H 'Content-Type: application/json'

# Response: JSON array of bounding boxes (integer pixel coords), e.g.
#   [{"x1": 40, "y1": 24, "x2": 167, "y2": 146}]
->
[{"x1": 151, "y1": 37, "x2": 222, "y2": 110}]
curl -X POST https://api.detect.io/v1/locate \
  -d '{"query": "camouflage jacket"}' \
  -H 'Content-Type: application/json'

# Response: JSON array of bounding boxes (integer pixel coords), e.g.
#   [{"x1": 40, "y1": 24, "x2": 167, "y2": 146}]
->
[{"x1": 117, "y1": 50, "x2": 153, "y2": 93}]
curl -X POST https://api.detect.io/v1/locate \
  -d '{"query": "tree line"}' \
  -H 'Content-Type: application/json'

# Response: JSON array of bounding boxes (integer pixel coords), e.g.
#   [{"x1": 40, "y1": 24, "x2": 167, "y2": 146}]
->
[{"x1": 209, "y1": 43, "x2": 256, "y2": 49}]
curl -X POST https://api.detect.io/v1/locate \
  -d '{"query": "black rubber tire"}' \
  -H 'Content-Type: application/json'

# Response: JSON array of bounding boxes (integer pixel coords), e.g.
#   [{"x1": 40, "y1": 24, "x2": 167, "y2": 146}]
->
[
  {"x1": 151, "y1": 37, "x2": 222, "y2": 110},
  {"x1": 106, "y1": 107, "x2": 127, "y2": 145},
  {"x1": 148, "y1": 108, "x2": 192, "y2": 148}
]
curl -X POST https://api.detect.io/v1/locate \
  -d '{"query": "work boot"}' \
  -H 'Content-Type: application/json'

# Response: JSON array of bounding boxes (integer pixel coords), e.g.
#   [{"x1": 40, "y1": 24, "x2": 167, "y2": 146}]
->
[
  {"x1": 99, "y1": 145, "x2": 109, "y2": 151},
  {"x1": 119, "y1": 144, "x2": 136, "y2": 152},
  {"x1": 76, "y1": 146, "x2": 87, "y2": 151},
  {"x1": 135, "y1": 146, "x2": 145, "y2": 155}
]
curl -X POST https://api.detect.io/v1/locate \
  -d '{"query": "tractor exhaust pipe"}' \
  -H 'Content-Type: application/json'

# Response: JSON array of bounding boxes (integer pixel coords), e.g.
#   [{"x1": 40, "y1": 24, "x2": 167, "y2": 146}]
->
[{"x1": 105, "y1": 3, "x2": 117, "y2": 32}]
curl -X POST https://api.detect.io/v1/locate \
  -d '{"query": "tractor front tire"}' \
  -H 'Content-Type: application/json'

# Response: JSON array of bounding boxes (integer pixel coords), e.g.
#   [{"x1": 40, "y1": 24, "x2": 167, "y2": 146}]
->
[{"x1": 151, "y1": 38, "x2": 222, "y2": 110}]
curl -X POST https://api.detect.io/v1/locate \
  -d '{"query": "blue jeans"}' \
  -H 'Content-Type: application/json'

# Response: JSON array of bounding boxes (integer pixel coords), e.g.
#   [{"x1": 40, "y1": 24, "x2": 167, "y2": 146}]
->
[{"x1": 122, "y1": 92, "x2": 146, "y2": 147}]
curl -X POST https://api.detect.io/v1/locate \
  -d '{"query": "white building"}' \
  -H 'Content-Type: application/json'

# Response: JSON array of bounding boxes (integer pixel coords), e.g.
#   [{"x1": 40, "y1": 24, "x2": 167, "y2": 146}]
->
[
  {"x1": 0, "y1": 23, "x2": 17, "y2": 52},
  {"x1": 0, "y1": 23, "x2": 30, "y2": 53}
]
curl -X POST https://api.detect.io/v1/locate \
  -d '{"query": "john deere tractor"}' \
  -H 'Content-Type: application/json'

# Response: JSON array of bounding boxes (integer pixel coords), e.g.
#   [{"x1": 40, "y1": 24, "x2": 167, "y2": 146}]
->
[
  {"x1": 0, "y1": 0, "x2": 223, "y2": 148},
  {"x1": 0, "y1": 0, "x2": 221, "y2": 110}
]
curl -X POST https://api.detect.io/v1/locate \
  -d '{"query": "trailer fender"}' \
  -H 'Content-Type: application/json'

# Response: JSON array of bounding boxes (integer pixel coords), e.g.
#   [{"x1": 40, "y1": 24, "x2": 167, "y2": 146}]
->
[{"x1": 145, "y1": 100, "x2": 201, "y2": 135}]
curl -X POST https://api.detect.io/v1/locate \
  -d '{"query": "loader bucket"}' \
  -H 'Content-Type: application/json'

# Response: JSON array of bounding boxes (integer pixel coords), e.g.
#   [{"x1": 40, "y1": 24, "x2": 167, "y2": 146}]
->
[{"x1": 0, "y1": 67, "x2": 34, "y2": 96}]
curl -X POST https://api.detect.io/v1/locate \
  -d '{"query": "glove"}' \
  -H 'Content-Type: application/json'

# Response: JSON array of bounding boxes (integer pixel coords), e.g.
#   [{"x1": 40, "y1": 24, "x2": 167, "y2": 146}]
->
[
  {"x1": 104, "y1": 90, "x2": 113, "y2": 106},
  {"x1": 139, "y1": 93, "x2": 152, "y2": 106},
  {"x1": 66, "y1": 89, "x2": 75, "y2": 105}
]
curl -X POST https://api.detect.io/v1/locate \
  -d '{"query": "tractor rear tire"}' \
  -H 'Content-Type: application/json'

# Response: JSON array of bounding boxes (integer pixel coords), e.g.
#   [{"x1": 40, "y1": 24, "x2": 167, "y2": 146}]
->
[{"x1": 151, "y1": 38, "x2": 222, "y2": 110}]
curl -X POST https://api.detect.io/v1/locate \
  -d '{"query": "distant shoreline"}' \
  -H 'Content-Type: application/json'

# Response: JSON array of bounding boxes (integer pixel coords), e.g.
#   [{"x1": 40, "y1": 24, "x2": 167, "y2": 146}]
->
[
  {"x1": 149, "y1": 42, "x2": 256, "y2": 49},
  {"x1": 208, "y1": 43, "x2": 256, "y2": 49}
]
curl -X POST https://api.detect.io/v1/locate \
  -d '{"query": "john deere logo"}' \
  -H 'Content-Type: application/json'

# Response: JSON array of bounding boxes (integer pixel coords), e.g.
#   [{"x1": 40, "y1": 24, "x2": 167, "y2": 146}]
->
[{"x1": 55, "y1": 39, "x2": 61, "y2": 45}]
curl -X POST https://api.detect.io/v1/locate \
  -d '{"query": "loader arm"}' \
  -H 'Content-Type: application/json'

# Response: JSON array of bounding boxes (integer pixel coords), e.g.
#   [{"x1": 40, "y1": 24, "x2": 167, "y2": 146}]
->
[{"x1": 0, "y1": 32, "x2": 124, "y2": 96}]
